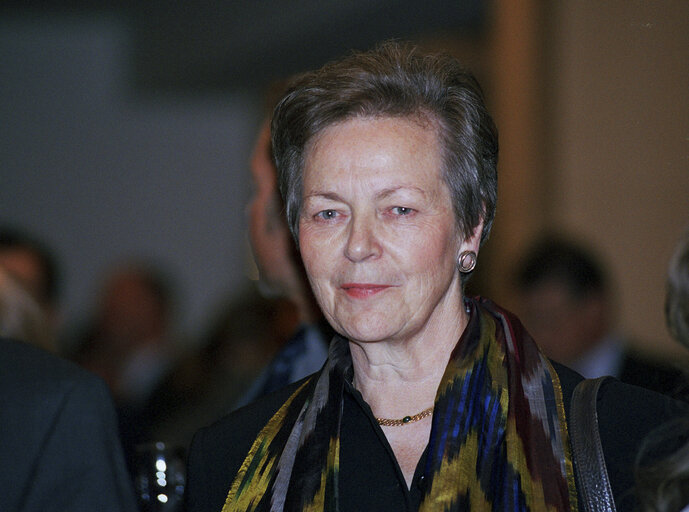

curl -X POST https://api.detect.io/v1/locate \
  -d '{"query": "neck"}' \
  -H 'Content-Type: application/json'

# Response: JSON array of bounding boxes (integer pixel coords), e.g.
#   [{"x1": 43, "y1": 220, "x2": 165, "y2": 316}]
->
[{"x1": 350, "y1": 303, "x2": 468, "y2": 419}]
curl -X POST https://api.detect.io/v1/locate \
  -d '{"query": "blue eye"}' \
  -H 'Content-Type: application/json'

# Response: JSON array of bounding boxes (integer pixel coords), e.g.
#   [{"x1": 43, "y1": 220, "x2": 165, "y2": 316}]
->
[
  {"x1": 391, "y1": 206, "x2": 413, "y2": 215},
  {"x1": 316, "y1": 209, "x2": 338, "y2": 220}
]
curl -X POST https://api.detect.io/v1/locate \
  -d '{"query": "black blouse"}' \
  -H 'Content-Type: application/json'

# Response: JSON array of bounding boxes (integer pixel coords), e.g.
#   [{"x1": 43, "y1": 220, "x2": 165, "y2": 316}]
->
[
  {"x1": 185, "y1": 361, "x2": 687, "y2": 512},
  {"x1": 339, "y1": 379, "x2": 427, "y2": 511}
]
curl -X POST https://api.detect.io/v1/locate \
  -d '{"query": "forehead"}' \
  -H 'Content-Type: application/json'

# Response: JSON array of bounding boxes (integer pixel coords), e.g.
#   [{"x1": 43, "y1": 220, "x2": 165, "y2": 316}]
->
[
  {"x1": 303, "y1": 116, "x2": 444, "y2": 188},
  {"x1": 308, "y1": 113, "x2": 438, "y2": 151}
]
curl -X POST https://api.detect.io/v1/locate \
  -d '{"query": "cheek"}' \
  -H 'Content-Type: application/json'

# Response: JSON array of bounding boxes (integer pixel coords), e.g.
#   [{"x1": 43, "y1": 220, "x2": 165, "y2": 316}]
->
[
  {"x1": 248, "y1": 193, "x2": 268, "y2": 232},
  {"x1": 410, "y1": 227, "x2": 460, "y2": 274},
  {"x1": 298, "y1": 241, "x2": 336, "y2": 313},
  {"x1": 298, "y1": 229, "x2": 329, "y2": 280},
  {"x1": 248, "y1": 202, "x2": 260, "y2": 237},
  {"x1": 299, "y1": 216, "x2": 342, "y2": 259}
]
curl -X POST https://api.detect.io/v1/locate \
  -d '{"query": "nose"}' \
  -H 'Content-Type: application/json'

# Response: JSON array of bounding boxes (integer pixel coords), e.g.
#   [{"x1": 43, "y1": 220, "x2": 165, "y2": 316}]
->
[{"x1": 344, "y1": 214, "x2": 381, "y2": 262}]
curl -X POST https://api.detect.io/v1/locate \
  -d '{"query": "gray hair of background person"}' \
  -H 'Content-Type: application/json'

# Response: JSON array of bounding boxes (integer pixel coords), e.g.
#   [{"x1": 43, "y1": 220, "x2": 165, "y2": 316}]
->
[
  {"x1": 666, "y1": 228, "x2": 689, "y2": 348},
  {"x1": 0, "y1": 266, "x2": 53, "y2": 351},
  {"x1": 271, "y1": 40, "x2": 498, "y2": 248}
]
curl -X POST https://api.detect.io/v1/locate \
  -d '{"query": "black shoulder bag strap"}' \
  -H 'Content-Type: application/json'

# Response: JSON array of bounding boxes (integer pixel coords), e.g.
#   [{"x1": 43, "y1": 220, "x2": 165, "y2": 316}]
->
[{"x1": 569, "y1": 376, "x2": 617, "y2": 512}]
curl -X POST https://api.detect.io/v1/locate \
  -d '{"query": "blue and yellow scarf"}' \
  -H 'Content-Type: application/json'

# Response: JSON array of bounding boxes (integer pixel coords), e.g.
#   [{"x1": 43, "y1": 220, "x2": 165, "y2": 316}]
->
[{"x1": 222, "y1": 298, "x2": 579, "y2": 511}]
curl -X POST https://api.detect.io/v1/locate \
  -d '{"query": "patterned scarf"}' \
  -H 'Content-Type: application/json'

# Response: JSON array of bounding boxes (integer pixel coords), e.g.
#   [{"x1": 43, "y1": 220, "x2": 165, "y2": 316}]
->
[{"x1": 221, "y1": 298, "x2": 579, "y2": 511}]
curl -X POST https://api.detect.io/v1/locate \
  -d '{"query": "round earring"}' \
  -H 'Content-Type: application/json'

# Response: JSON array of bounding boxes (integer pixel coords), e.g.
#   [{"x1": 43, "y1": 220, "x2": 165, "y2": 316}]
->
[{"x1": 458, "y1": 251, "x2": 477, "y2": 273}]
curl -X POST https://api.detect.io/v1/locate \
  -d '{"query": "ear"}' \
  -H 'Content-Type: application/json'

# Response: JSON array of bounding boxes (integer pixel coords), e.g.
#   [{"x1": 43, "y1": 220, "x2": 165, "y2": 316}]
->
[{"x1": 458, "y1": 219, "x2": 484, "y2": 259}]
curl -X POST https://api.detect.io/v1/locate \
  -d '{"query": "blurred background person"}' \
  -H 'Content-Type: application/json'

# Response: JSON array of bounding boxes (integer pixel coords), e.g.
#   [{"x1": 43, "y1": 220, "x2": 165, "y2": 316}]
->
[
  {"x1": 1, "y1": 337, "x2": 139, "y2": 512},
  {"x1": 71, "y1": 261, "x2": 182, "y2": 461},
  {"x1": 514, "y1": 234, "x2": 685, "y2": 398},
  {"x1": 123, "y1": 83, "x2": 335, "y2": 451},
  {"x1": 0, "y1": 260, "x2": 137, "y2": 510},
  {"x1": 149, "y1": 285, "x2": 294, "y2": 449},
  {"x1": 636, "y1": 228, "x2": 689, "y2": 511},
  {"x1": 234, "y1": 84, "x2": 332, "y2": 408},
  {"x1": 0, "y1": 226, "x2": 61, "y2": 346}
]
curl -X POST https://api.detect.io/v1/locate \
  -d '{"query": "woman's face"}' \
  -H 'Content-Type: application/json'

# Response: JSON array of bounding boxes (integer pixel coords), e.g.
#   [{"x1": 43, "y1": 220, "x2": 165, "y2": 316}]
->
[{"x1": 299, "y1": 116, "x2": 480, "y2": 345}]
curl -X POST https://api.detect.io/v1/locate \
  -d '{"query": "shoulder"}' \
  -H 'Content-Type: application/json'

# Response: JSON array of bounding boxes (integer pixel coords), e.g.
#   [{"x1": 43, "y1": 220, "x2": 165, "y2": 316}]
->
[
  {"x1": 192, "y1": 377, "x2": 309, "y2": 459},
  {"x1": 0, "y1": 337, "x2": 119, "y2": 460},
  {"x1": 0, "y1": 338, "x2": 137, "y2": 511},
  {"x1": 0, "y1": 338, "x2": 114, "y2": 430},
  {"x1": 598, "y1": 379, "x2": 687, "y2": 510},
  {"x1": 1, "y1": 337, "x2": 98, "y2": 381},
  {"x1": 556, "y1": 363, "x2": 688, "y2": 510},
  {"x1": 0, "y1": 337, "x2": 111, "y2": 411},
  {"x1": 591, "y1": 377, "x2": 687, "y2": 468},
  {"x1": 595, "y1": 378, "x2": 687, "y2": 462},
  {"x1": 551, "y1": 358, "x2": 686, "y2": 428},
  {"x1": 550, "y1": 360, "x2": 584, "y2": 412},
  {"x1": 618, "y1": 350, "x2": 687, "y2": 399},
  {"x1": 185, "y1": 375, "x2": 317, "y2": 512}
]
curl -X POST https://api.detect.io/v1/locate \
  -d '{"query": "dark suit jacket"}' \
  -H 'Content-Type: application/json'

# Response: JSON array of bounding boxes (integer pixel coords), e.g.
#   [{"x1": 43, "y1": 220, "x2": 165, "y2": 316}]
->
[
  {"x1": 618, "y1": 351, "x2": 688, "y2": 401},
  {"x1": 186, "y1": 361, "x2": 687, "y2": 512},
  {"x1": 0, "y1": 338, "x2": 138, "y2": 512}
]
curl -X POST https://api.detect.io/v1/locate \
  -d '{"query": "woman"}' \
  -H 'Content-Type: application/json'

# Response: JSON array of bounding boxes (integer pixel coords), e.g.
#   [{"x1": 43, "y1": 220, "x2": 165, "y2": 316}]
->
[{"x1": 186, "y1": 42, "x2": 685, "y2": 511}]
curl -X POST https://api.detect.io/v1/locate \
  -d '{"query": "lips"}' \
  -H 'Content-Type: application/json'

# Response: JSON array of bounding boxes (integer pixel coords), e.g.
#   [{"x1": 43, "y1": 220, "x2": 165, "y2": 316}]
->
[{"x1": 340, "y1": 283, "x2": 392, "y2": 298}]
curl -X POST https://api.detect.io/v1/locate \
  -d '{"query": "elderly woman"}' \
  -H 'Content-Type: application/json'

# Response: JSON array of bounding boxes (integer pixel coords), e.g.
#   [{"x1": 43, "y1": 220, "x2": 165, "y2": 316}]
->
[{"x1": 186, "y1": 42, "x2": 685, "y2": 512}]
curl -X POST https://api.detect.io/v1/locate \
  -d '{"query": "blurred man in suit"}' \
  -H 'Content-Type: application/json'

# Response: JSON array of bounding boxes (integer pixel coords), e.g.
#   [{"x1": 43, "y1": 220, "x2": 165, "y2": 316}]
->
[
  {"x1": 1, "y1": 234, "x2": 138, "y2": 510},
  {"x1": 0, "y1": 337, "x2": 138, "y2": 512},
  {"x1": 515, "y1": 234, "x2": 685, "y2": 399}
]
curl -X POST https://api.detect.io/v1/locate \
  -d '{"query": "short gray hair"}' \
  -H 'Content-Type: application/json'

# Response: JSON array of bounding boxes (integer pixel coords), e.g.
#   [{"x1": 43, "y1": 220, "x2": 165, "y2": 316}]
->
[{"x1": 271, "y1": 40, "x2": 498, "y2": 247}]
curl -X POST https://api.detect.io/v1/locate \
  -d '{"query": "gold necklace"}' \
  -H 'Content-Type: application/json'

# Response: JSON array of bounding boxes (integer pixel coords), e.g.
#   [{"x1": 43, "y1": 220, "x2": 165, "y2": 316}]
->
[{"x1": 376, "y1": 406, "x2": 434, "y2": 427}]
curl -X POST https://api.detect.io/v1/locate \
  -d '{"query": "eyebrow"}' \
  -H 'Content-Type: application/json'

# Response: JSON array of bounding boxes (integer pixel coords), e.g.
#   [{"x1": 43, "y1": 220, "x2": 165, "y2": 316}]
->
[
  {"x1": 302, "y1": 191, "x2": 343, "y2": 202},
  {"x1": 376, "y1": 186, "x2": 426, "y2": 199},
  {"x1": 303, "y1": 186, "x2": 427, "y2": 202}
]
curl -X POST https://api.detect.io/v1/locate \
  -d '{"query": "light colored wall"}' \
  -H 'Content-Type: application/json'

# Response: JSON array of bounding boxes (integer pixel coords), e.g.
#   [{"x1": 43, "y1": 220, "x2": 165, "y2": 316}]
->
[{"x1": 549, "y1": 1, "x2": 689, "y2": 357}]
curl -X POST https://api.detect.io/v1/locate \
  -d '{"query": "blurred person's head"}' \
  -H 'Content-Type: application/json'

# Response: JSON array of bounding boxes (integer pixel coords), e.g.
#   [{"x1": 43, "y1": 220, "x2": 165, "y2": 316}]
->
[
  {"x1": 202, "y1": 286, "x2": 298, "y2": 377},
  {"x1": 0, "y1": 265, "x2": 54, "y2": 351},
  {"x1": 95, "y1": 263, "x2": 174, "y2": 353},
  {"x1": 515, "y1": 235, "x2": 611, "y2": 364},
  {"x1": 666, "y1": 228, "x2": 689, "y2": 348},
  {"x1": 0, "y1": 227, "x2": 59, "y2": 318},
  {"x1": 248, "y1": 120, "x2": 304, "y2": 299},
  {"x1": 247, "y1": 81, "x2": 321, "y2": 323}
]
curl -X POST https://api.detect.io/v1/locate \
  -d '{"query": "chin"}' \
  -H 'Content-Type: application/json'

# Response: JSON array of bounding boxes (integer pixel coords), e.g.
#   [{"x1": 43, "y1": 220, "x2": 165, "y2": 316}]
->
[{"x1": 336, "y1": 319, "x2": 400, "y2": 344}]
